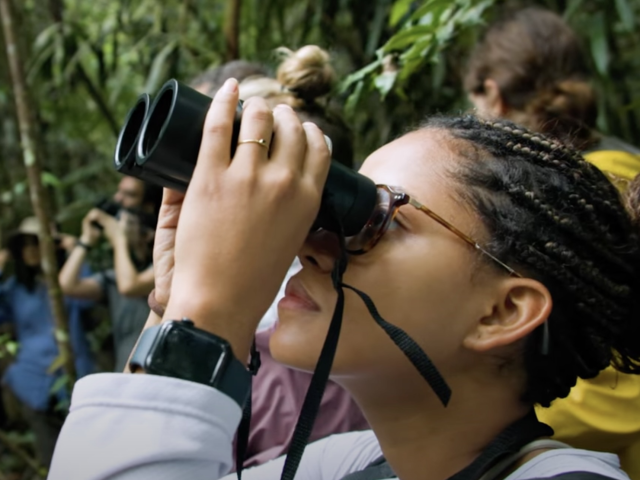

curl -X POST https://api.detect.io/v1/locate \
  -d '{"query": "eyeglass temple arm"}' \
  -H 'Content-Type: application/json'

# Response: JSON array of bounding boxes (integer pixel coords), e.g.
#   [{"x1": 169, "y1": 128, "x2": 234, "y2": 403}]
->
[{"x1": 408, "y1": 198, "x2": 521, "y2": 277}]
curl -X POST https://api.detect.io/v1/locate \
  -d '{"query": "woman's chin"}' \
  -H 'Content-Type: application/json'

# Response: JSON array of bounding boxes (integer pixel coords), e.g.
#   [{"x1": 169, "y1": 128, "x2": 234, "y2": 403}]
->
[{"x1": 269, "y1": 310, "x2": 329, "y2": 372}]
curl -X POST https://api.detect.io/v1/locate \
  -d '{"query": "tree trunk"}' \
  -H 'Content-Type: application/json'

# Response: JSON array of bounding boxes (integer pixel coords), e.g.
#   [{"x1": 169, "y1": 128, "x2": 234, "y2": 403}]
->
[
  {"x1": 224, "y1": 0, "x2": 241, "y2": 61},
  {"x1": 0, "y1": 0, "x2": 76, "y2": 384}
]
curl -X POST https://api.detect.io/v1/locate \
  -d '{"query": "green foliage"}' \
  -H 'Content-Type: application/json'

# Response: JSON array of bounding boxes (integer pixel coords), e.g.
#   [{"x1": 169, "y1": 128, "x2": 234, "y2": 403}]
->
[
  {"x1": 560, "y1": 0, "x2": 640, "y2": 138},
  {"x1": 0, "y1": 332, "x2": 18, "y2": 358},
  {"x1": 0, "y1": 0, "x2": 637, "y2": 233},
  {"x1": 0, "y1": 0, "x2": 638, "y2": 475}
]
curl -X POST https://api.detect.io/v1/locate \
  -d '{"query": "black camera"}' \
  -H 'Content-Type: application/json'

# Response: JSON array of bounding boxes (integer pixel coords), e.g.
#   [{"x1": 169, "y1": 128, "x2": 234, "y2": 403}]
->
[
  {"x1": 113, "y1": 79, "x2": 377, "y2": 236},
  {"x1": 88, "y1": 198, "x2": 122, "y2": 231},
  {"x1": 95, "y1": 198, "x2": 122, "y2": 217}
]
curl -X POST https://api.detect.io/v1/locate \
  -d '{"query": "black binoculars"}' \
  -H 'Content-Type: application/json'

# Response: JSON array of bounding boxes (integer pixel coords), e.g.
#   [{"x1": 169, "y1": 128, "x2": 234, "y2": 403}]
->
[{"x1": 113, "y1": 79, "x2": 377, "y2": 236}]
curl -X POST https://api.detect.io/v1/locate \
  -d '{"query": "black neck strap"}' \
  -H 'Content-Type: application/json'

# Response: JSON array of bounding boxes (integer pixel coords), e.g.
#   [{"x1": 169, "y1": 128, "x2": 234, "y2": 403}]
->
[
  {"x1": 236, "y1": 214, "x2": 453, "y2": 480},
  {"x1": 277, "y1": 251, "x2": 453, "y2": 479},
  {"x1": 279, "y1": 257, "x2": 347, "y2": 480},
  {"x1": 342, "y1": 283, "x2": 451, "y2": 406}
]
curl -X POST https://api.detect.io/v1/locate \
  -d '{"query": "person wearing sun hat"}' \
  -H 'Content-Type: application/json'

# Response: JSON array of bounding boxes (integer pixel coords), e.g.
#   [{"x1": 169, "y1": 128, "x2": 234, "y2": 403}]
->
[{"x1": 0, "y1": 216, "x2": 96, "y2": 468}]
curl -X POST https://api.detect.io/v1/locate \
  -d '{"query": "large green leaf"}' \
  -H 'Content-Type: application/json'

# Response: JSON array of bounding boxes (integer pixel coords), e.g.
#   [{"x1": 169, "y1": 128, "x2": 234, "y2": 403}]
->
[
  {"x1": 50, "y1": 374, "x2": 69, "y2": 395},
  {"x1": 33, "y1": 23, "x2": 62, "y2": 51},
  {"x1": 338, "y1": 59, "x2": 383, "y2": 94},
  {"x1": 42, "y1": 172, "x2": 62, "y2": 188},
  {"x1": 47, "y1": 353, "x2": 67, "y2": 374},
  {"x1": 390, "y1": 0, "x2": 415, "y2": 27},
  {"x1": 144, "y1": 39, "x2": 178, "y2": 93},
  {"x1": 589, "y1": 13, "x2": 610, "y2": 76},
  {"x1": 382, "y1": 25, "x2": 440, "y2": 53},
  {"x1": 456, "y1": 0, "x2": 494, "y2": 26},
  {"x1": 563, "y1": 0, "x2": 585, "y2": 21},
  {"x1": 409, "y1": 0, "x2": 456, "y2": 24},
  {"x1": 614, "y1": 0, "x2": 635, "y2": 31},
  {"x1": 344, "y1": 80, "x2": 365, "y2": 118},
  {"x1": 374, "y1": 71, "x2": 398, "y2": 98}
]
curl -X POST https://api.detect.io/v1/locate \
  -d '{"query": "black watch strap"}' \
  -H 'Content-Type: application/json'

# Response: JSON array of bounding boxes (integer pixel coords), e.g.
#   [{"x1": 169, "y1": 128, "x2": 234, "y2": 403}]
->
[
  {"x1": 129, "y1": 320, "x2": 252, "y2": 408},
  {"x1": 216, "y1": 356, "x2": 252, "y2": 407}
]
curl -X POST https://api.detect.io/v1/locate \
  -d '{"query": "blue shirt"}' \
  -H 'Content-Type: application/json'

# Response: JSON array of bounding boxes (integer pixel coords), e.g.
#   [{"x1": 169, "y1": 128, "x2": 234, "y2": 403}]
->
[{"x1": 0, "y1": 275, "x2": 96, "y2": 411}]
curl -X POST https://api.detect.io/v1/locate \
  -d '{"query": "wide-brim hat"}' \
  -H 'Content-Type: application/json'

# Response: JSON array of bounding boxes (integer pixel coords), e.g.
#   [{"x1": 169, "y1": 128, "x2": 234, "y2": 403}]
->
[{"x1": 6, "y1": 217, "x2": 41, "y2": 252}]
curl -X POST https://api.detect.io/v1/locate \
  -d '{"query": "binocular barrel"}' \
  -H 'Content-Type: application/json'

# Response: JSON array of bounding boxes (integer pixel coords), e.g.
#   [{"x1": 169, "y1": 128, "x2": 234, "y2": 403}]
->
[{"x1": 113, "y1": 79, "x2": 377, "y2": 237}]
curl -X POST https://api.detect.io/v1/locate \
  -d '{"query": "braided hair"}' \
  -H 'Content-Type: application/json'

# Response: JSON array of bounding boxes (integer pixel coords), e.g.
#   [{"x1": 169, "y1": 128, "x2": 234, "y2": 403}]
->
[{"x1": 423, "y1": 115, "x2": 640, "y2": 406}]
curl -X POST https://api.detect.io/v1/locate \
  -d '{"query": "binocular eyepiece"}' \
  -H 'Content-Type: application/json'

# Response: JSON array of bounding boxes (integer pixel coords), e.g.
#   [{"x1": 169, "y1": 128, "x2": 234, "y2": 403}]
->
[{"x1": 113, "y1": 79, "x2": 377, "y2": 236}]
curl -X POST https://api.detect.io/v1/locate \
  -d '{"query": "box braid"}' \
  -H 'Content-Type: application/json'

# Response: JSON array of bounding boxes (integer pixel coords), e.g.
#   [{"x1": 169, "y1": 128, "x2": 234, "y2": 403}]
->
[{"x1": 423, "y1": 115, "x2": 640, "y2": 407}]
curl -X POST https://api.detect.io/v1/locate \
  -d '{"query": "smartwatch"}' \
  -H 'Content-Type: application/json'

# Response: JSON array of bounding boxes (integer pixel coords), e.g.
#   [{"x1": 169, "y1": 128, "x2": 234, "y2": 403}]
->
[{"x1": 129, "y1": 319, "x2": 252, "y2": 408}]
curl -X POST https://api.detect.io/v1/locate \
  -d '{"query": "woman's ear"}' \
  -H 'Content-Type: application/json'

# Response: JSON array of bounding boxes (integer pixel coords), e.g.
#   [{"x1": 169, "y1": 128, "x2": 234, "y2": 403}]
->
[{"x1": 463, "y1": 277, "x2": 552, "y2": 352}]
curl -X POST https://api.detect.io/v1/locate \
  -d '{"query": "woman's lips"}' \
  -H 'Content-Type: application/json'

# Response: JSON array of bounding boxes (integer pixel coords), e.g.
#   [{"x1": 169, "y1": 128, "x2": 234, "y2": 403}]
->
[{"x1": 278, "y1": 277, "x2": 320, "y2": 312}]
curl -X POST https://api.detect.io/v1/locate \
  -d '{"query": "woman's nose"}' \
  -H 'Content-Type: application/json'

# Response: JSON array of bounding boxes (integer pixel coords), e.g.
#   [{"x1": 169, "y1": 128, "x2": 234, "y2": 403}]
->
[{"x1": 298, "y1": 230, "x2": 342, "y2": 274}]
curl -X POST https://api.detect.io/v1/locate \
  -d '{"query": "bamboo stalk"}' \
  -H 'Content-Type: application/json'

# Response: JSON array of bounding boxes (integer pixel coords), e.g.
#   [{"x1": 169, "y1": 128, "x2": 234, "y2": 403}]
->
[
  {"x1": 0, "y1": 0, "x2": 77, "y2": 385},
  {"x1": 224, "y1": 0, "x2": 242, "y2": 61}
]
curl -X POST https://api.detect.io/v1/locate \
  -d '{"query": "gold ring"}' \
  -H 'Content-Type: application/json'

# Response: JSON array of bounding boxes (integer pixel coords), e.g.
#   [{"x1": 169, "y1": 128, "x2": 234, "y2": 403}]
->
[{"x1": 238, "y1": 138, "x2": 269, "y2": 149}]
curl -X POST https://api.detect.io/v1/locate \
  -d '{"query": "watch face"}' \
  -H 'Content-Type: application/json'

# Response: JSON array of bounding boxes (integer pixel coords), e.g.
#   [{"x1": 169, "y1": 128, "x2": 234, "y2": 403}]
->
[{"x1": 153, "y1": 325, "x2": 229, "y2": 384}]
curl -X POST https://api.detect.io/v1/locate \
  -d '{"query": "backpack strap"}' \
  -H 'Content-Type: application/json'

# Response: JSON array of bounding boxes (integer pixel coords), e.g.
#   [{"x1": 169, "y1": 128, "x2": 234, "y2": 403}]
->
[
  {"x1": 524, "y1": 474, "x2": 622, "y2": 480},
  {"x1": 479, "y1": 440, "x2": 571, "y2": 480},
  {"x1": 338, "y1": 450, "x2": 619, "y2": 480}
]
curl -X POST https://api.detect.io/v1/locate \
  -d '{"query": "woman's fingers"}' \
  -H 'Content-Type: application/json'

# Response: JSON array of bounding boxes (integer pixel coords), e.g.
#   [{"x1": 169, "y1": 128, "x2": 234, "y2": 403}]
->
[
  {"x1": 194, "y1": 78, "x2": 241, "y2": 179},
  {"x1": 232, "y1": 96, "x2": 274, "y2": 169},
  {"x1": 269, "y1": 104, "x2": 307, "y2": 171},
  {"x1": 156, "y1": 188, "x2": 185, "y2": 230},
  {"x1": 301, "y1": 122, "x2": 331, "y2": 187}
]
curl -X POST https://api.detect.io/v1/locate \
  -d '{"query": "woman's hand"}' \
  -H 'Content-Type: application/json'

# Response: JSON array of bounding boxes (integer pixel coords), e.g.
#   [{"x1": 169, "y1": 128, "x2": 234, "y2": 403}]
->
[
  {"x1": 151, "y1": 189, "x2": 184, "y2": 309},
  {"x1": 162, "y1": 78, "x2": 331, "y2": 360},
  {"x1": 98, "y1": 212, "x2": 126, "y2": 245},
  {"x1": 80, "y1": 209, "x2": 104, "y2": 247}
]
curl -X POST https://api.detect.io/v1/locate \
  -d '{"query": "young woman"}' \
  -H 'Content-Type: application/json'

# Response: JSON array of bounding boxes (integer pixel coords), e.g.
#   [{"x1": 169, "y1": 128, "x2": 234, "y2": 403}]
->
[
  {"x1": 464, "y1": 6, "x2": 640, "y2": 193},
  {"x1": 48, "y1": 80, "x2": 640, "y2": 480},
  {"x1": 59, "y1": 179, "x2": 160, "y2": 372},
  {"x1": 464, "y1": 8, "x2": 640, "y2": 477},
  {"x1": 0, "y1": 217, "x2": 95, "y2": 468}
]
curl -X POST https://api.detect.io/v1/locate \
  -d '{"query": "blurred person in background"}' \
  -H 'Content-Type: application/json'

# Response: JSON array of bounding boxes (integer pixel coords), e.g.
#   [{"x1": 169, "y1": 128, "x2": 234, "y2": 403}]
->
[
  {"x1": 190, "y1": 59, "x2": 269, "y2": 96},
  {"x1": 0, "y1": 217, "x2": 95, "y2": 468},
  {"x1": 59, "y1": 178, "x2": 161, "y2": 372},
  {"x1": 464, "y1": 6, "x2": 640, "y2": 193},
  {"x1": 464, "y1": 7, "x2": 640, "y2": 478}
]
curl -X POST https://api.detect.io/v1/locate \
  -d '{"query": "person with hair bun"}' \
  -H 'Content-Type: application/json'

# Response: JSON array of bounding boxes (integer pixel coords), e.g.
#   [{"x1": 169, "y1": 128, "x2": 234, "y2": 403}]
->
[
  {"x1": 238, "y1": 45, "x2": 354, "y2": 169},
  {"x1": 464, "y1": 7, "x2": 640, "y2": 478},
  {"x1": 190, "y1": 60, "x2": 270, "y2": 98},
  {"x1": 464, "y1": 6, "x2": 640, "y2": 192}
]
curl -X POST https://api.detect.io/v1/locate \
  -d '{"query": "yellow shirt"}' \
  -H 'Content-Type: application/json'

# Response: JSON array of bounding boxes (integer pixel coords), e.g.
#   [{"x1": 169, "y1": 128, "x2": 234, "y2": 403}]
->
[
  {"x1": 536, "y1": 368, "x2": 640, "y2": 480},
  {"x1": 584, "y1": 149, "x2": 640, "y2": 192}
]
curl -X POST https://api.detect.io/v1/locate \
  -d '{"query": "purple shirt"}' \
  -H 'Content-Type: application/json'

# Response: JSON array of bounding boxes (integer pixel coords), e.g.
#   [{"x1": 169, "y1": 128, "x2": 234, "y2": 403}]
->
[{"x1": 236, "y1": 328, "x2": 369, "y2": 468}]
